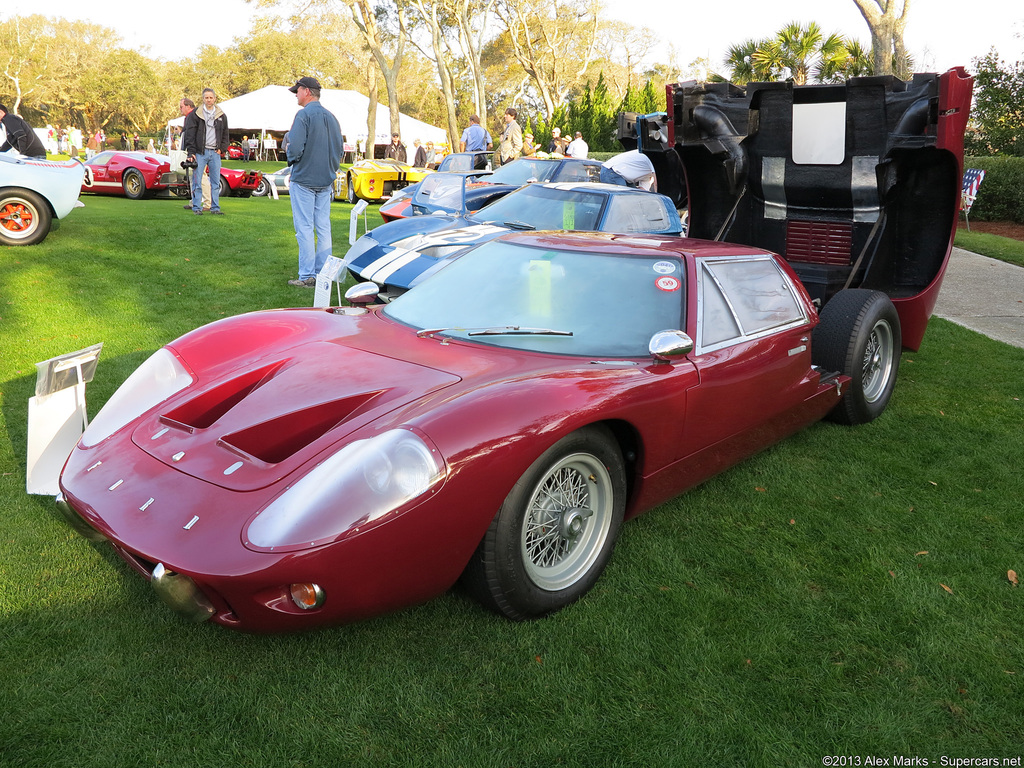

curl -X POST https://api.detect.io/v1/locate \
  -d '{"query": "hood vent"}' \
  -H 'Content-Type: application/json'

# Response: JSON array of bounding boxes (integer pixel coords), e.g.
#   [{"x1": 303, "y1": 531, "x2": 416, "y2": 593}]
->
[
  {"x1": 162, "y1": 361, "x2": 287, "y2": 431},
  {"x1": 218, "y1": 391, "x2": 385, "y2": 464}
]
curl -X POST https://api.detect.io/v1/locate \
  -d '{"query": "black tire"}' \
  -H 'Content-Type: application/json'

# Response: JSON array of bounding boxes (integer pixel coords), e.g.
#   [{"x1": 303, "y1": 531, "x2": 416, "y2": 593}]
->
[
  {"x1": 464, "y1": 425, "x2": 626, "y2": 620},
  {"x1": 219, "y1": 175, "x2": 229, "y2": 198},
  {"x1": 253, "y1": 178, "x2": 270, "y2": 197},
  {"x1": 236, "y1": 189, "x2": 253, "y2": 199},
  {"x1": 122, "y1": 168, "x2": 147, "y2": 199},
  {"x1": 346, "y1": 174, "x2": 357, "y2": 204},
  {"x1": 813, "y1": 289, "x2": 902, "y2": 425},
  {"x1": 0, "y1": 188, "x2": 52, "y2": 246}
]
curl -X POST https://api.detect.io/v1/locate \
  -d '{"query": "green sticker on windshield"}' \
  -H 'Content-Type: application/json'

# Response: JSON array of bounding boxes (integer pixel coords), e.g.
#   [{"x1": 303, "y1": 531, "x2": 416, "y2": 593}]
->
[
  {"x1": 562, "y1": 203, "x2": 575, "y2": 230},
  {"x1": 528, "y1": 260, "x2": 552, "y2": 316}
]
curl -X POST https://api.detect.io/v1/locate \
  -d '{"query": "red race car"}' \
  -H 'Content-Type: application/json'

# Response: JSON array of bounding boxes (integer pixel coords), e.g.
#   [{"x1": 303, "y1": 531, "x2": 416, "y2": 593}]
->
[
  {"x1": 56, "y1": 70, "x2": 971, "y2": 633},
  {"x1": 61, "y1": 231, "x2": 902, "y2": 632},
  {"x1": 81, "y1": 151, "x2": 262, "y2": 199}
]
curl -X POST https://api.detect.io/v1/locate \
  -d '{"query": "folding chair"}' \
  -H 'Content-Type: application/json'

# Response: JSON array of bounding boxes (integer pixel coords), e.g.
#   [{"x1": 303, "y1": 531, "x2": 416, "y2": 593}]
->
[{"x1": 961, "y1": 168, "x2": 985, "y2": 231}]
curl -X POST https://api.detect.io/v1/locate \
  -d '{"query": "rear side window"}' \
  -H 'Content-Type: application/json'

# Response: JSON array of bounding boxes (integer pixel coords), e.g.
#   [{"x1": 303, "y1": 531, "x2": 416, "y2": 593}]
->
[
  {"x1": 697, "y1": 255, "x2": 807, "y2": 353},
  {"x1": 601, "y1": 195, "x2": 675, "y2": 233}
]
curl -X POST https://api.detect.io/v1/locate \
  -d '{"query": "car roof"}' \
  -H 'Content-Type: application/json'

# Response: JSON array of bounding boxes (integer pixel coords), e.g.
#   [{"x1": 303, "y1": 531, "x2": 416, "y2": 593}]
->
[
  {"x1": 526, "y1": 181, "x2": 646, "y2": 194},
  {"x1": 494, "y1": 230, "x2": 760, "y2": 260}
]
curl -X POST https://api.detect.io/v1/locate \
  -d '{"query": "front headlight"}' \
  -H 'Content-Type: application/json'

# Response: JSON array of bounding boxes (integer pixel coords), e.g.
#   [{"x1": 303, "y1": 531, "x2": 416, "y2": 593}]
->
[
  {"x1": 244, "y1": 428, "x2": 444, "y2": 551},
  {"x1": 80, "y1": 348, "x2": 193, "y2": 447}
]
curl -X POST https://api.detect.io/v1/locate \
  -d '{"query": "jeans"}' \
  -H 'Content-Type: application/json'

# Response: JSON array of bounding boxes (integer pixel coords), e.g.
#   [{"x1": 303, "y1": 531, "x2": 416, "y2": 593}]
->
[
  {"x1": 191, "y1": 149, "x2": 221, "y2": 212},
  {"x1": 290, "y1": 182, "x2": 333, "y2": 280}
]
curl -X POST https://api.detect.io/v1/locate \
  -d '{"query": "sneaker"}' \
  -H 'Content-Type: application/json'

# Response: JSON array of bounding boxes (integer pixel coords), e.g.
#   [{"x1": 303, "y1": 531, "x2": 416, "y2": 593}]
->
[
  {"x1": 183, "y1": 204, "x2": 192, "y2": 210},
  {"x1": 287, "y1": 277, "x2": 316, "y2": 287},
  {"x1": 210, "y1": 210, "x2": 225, "y2": 215},
  {"x1": 194, "y1": 210, "x2": 203, "y2": 216}
]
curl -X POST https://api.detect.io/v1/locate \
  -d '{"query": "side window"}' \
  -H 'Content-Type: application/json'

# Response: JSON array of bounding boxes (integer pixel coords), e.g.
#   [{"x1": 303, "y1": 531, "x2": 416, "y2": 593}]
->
[
  {"x1": 602, "y1": 196, "x2": 671, "y2": 233},
  {"x1": 698, "y1": 256, "x2": 807, "y2": 352}
]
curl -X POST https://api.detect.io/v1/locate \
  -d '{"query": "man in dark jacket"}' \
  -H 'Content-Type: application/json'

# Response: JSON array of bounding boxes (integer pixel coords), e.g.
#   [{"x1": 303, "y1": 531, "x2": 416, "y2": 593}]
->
[
  {"x1": 182, "y1": 88, "x2": 229, "y2": 215},
  {"x1": 0, "y1": 104, "x2": 47, "y2": 158},
  {"x1": 383, "y1": 134, "x2": 406, "y2": 162}
]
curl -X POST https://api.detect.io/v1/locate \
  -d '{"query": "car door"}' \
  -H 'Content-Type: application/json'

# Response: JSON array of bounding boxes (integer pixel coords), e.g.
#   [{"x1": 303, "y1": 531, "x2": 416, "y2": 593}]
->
[{"x1": 680, "y1": 254, "x2": 819, "y2": 465}]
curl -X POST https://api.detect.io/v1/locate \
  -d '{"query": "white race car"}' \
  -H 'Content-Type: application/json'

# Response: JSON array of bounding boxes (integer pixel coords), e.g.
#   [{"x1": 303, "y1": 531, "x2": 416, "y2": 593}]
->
[{"x1": 1, "y1": 153, "x2": 86, "y2": 245}]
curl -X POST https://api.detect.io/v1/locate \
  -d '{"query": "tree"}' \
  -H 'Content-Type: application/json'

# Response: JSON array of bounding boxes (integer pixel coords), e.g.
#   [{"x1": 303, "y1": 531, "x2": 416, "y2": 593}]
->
[
  {"x1": 851, "y1": 0, "x2": 910, "y2": 78},
  {"x1": 406, "y1": 0, "x2": 460, "y2": 147},
  {"x1": 726, "y1": 23, "x2": 872, "y2": 85},
  {"x1": 966, "y1": 50, "x2": 1024, "y2": 156},
  {"x1": 449, "y1": 0, "x2": 495, "y2": 121},
  {"x1": 344, "y1": 0, "x2": 408, "y2": 144},
  {"x1": 495, "y1": 0, "x2": 602, "y2": 120},
  {"x1": 1, "y1": 15, "x2": 47, "y2": 115}
]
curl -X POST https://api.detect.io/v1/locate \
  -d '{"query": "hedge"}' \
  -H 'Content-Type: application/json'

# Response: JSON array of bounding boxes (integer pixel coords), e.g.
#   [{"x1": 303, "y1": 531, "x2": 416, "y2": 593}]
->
[{"x1": 962, "y1": 156, "x2": 1024, "y2": 223}]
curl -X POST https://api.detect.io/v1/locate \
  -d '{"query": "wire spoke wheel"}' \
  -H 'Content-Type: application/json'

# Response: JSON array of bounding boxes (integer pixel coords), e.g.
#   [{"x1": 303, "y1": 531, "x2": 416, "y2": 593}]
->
[
  {"x1": 463, "y1": 426, "x2": 626, "y2": 620},
  {"x1": 860, "y1": 319, "x2": 894, "y2": 403},
  {"x1": 521, "y1": 454, "x2": 613, "y2": 591}
]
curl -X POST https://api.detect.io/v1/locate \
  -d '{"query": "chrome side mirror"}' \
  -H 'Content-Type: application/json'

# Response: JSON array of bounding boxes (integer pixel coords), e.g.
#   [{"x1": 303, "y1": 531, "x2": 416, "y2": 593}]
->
[
  {"x1": 344, "y1": 281, "x2": 380, "y2": 306},
  {"x1": 649, "y1": 330, "x2": 694, "y2": 363}
]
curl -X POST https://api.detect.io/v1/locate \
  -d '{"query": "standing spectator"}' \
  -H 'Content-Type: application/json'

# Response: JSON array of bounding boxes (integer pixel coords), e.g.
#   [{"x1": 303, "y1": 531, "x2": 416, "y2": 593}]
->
[
  {"x1": 566, "y1": 131, "x2": 589, "y2": 158},
  {"x1": 0, "y1": 104, "x2": 47, "y2": 158},
  {"x1": 459, "y1": 115, "x2": 492, "y2": 169},
  {"x1": 522, "y1": 131, "x2": 537, "y2": 157},
  {"x1": 178, "y1": 98, "x2": 210, "y2": 212},
  {"x1": 424, "y1": 140, "x2": 437, "y2": 168},
  {"x1": 183, "y1": 88, "x2": 229, "y2": 216},
  {"x1": 242, "y1": 135, "x2": 250, "y2": 161},
  {"x1": 285, "y1": 76, "x2": 343, "y2": 288},
  {"x1": 548, "y1": 127, "x2": 569, "y2": 155},
  {"x1": 498, "y1": 107, "x2": 523, "y2": 166},
  {"x1": 133, "y1": 132, "x2": 141, "y2": 150},
  {"x1": 120, "y1": 131, "x2": 129, "y2": 150},
  {"x1": 384, "y1": 133, "x2": 406, "y2": 162},
  {"x1": 412, "y1": 139, "x2": 427, "y2": 167}
]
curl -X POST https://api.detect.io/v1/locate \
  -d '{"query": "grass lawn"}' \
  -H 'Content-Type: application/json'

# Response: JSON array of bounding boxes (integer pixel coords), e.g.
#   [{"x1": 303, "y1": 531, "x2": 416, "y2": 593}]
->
[
  {"x1": 2, "y1": 197, "x2": 1023, "y2": 766},
  {"x1": 954, "y1": 229, "x2": 1024, "y2": 268}
]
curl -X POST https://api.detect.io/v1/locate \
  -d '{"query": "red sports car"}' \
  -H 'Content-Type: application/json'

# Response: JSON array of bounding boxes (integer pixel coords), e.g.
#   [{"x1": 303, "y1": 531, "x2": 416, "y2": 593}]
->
[
  {"x1": 81, "y1": 151, "x2": 261, "y2": 199},
  {"x1": 60, "y1": 230, "x2": 898, "y2": 632},
  {"x1": 55, "y1": 69, "x2": 971, "y2": 633}
]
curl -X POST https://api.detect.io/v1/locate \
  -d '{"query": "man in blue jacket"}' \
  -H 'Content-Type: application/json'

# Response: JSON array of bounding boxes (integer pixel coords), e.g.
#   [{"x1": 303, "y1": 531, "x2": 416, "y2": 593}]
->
[{"x1": 285, "y1": 77, "x2": 343, "y2": 287}]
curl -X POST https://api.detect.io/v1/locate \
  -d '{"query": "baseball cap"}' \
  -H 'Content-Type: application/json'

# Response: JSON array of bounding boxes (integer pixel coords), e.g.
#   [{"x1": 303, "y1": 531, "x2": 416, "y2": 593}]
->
[{"x1": 289, "y1": 77, "x2": 321, "y2": 93}]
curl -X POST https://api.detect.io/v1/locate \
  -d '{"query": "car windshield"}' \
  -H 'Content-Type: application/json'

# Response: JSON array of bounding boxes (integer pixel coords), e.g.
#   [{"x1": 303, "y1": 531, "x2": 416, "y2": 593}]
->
[
  {"x1": 486, "y1": 159, "x2": 561, "y2": 185},
  {"x1": 412, "y1": 174, "x2": 467, "y2": 212},
  {"x1": 470, "y1": 186, "x2": 605, "y2": 230},
  {"x1": 86, "y1": 152, "x2": 115, "y2": 166},
  {"x1": 383, "y1": 239, "x2": 685, "y2": 357}
]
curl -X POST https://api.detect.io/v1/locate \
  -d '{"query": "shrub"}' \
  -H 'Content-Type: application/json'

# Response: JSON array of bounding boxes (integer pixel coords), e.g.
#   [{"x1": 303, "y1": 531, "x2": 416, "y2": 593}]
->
[{"x1": 963, "y1": 155, "x2": 1024, "y2": 223}]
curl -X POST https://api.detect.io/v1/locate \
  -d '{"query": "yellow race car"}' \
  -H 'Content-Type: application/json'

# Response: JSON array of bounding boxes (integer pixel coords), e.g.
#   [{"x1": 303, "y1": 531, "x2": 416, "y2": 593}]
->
[{"x1": 336, "y1": 158, "x2": 433, "y2": 203}]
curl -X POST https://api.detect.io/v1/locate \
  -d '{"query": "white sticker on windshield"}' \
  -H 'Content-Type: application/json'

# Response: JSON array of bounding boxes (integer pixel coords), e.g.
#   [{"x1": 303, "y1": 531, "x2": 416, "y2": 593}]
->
[{"x1": 653, "y1": 260, "x2": 676, "y2": 274}]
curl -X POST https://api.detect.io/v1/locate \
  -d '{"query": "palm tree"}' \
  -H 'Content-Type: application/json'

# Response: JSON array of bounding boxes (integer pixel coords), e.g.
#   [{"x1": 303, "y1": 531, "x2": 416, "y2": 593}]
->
[
  {"x1": 725, "y1": 22, "x2": 877, "y2": 86},
  {"x1": 724, "y1": 40, "x2": 765, "y2": 84}
]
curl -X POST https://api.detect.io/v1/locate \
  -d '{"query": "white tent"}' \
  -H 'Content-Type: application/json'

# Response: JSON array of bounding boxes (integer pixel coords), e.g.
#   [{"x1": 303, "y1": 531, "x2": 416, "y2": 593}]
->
[{"x1": 169, "y1": 85, "x2": 447, "y2": 149}]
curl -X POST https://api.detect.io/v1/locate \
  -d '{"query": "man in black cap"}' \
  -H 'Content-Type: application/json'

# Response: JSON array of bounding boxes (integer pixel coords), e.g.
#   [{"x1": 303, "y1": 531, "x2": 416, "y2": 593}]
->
[
  {"x1": 0, "y1": 104, "x2": 47, "y2": 158},
  {"x1": 285, "y1": 77, "x2": 344, "y2": 287},
  {"x1": 383, "y1": 133, "x2": 406, "y2": 162}
]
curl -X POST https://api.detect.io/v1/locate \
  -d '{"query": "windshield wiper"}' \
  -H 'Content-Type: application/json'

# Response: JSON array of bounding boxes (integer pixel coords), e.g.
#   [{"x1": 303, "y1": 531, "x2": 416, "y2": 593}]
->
[
  {"x1": 503, "y1": 220, "x2": 536, "y2": 230},
  {"x1": 417, "y1": 325, "x2": 572, "y2": 338}
]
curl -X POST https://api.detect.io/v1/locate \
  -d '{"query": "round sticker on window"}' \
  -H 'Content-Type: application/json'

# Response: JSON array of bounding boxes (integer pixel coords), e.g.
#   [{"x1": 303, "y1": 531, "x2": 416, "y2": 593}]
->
[
  {"x1": 653, "y1": 260, "x2": 676, "y2": 274},
  {"x1": 656, "y1": 276, "x2": 681, "y2": 292}
]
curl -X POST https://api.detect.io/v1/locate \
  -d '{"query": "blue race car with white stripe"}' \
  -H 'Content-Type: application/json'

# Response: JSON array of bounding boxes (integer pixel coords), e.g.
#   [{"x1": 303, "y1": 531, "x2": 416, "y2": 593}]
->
[{"x1": 345, "y1": 181, "x2": 683, "y2": 300}]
